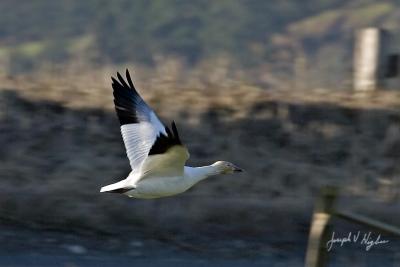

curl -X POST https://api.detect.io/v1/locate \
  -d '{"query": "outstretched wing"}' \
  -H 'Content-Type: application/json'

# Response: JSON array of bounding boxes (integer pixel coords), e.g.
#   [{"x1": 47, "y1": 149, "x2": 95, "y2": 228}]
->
[
  {"x1": 112, "y1": 69, "x2": 188, "y2": 176},
  {"x1": 140, "y1": 127, "x2": 190, "y2": 179}
]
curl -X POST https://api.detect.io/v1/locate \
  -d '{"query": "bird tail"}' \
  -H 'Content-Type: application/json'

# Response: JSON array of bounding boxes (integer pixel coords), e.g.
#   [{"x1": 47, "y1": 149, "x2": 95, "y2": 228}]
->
[{"x1": 100, "y1": 179, "x2": 134, "y2": 193}]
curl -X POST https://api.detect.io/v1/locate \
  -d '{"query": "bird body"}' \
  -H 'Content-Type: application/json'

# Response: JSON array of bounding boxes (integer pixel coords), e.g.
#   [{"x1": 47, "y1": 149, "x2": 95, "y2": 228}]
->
[
  {"x1": 101, "y1": 164, "x2": 222, "y2": 199},
  {"x1": 120, "y1": 166, "x2": 209, "y2": 199},
  {"x1": 100, "y1": 70, "x2": 242, "y2": 199}
]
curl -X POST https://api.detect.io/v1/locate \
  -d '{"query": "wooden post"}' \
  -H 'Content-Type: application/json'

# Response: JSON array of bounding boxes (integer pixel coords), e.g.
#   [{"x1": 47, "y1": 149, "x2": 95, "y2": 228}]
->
[
  {"x1": 305, "y1": 186, "x2": 338, "y2": 267},
  {"x1": 353, "y1": 28, "x2": 390, "y2": 91}
]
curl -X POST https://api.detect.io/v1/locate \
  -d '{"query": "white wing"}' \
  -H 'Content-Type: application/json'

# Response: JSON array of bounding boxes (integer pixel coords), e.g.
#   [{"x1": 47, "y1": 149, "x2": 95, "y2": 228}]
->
[
  {"x1": 120, "y1": 115, "x2": 163, "y2": 173},
  {"x1": 140, "y1": 146, "x2": 189, "y2": 179},
  {"x1": 112, "y1": 70, "x2": 187, "y2": 175}
]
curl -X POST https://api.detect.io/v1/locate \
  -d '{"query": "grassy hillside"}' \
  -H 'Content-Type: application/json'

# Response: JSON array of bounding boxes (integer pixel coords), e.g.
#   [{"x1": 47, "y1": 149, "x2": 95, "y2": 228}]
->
[{"x1": 1, "y1": 1, "x2": 400, "y2": 88}]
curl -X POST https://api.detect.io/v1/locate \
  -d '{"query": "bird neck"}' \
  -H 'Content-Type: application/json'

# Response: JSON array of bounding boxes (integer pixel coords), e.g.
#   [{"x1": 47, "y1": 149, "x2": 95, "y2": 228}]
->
[{"x1": 185, "y1": 165, "x2": 221, "y2": 184}]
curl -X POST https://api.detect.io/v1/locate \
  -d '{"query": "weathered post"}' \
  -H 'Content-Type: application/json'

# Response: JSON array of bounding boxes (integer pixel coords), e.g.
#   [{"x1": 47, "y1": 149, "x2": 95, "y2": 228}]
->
[
  {"x1": 305, "y1": 186, "x2": 338, "y2": 267},
  {"x1": 353, "y1": 28, "x2": 390, "y2": 91}
]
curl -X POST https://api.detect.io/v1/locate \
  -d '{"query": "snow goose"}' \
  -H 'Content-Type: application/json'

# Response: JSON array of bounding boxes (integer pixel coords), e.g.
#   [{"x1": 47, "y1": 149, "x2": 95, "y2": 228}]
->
[{"x1": 100, "y1": 69, "x2": 243, "y2": 199}]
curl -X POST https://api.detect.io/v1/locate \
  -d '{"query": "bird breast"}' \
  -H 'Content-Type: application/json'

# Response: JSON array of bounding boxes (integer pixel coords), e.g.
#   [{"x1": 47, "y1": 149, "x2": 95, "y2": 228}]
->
[{"x1": 127, "y1": 176, "x2": 192, "y2": 199}]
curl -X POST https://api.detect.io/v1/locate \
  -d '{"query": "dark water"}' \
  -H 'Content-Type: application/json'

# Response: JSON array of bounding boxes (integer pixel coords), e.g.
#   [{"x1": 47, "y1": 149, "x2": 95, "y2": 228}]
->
[
  {"x1": 0, "y1": 225, "x2": 304, "y2": 267},
  {"x1": 0, "y1": 225, "x2": 399, "y2": 267},
  {"x1": 0, "y1": 254, "x2": 271, "y2": 267}
]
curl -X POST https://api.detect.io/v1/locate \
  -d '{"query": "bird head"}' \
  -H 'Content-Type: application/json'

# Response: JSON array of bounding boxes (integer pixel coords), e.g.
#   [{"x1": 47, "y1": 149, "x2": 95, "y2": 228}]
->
[{"x1": 212, "y1": 161, "x2": 243, "y2": 174}]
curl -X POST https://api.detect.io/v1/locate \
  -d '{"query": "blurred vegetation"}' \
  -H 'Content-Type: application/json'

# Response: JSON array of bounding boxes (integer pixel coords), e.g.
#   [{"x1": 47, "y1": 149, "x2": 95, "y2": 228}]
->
[
  {"x1": 1, "y1": 0, "x2": 400, "y2": 88},
  {"x1": 1, "y1": 70, "x2": 400, "y2": 235}
]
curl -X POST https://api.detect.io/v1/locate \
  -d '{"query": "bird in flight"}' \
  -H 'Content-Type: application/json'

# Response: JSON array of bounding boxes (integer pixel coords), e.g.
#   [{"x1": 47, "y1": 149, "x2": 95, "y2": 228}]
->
[{"x1": 100, "y1": 70, "x2": 243, "y2": 199}]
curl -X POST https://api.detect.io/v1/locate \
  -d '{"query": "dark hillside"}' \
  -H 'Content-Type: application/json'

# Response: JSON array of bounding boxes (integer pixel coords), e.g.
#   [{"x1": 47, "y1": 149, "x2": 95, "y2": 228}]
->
[{"x1": 2, "y1": 77, "x2": 400, "y2": 235}]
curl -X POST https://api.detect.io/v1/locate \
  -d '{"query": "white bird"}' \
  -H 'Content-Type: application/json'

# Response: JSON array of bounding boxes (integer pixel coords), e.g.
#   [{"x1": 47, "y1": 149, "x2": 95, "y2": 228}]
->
[{"x1": 100, "y1": 70, "x2": 243, "y2": 199}]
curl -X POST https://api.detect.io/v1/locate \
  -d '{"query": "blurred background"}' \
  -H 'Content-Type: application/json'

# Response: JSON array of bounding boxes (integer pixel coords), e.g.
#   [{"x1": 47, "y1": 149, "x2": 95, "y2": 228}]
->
[{"x1": 1, "y1": 0, "x2": 400, "y2": 266}]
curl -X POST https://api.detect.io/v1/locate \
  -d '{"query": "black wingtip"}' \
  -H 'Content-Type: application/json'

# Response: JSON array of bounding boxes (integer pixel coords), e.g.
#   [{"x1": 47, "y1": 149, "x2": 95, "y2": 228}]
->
[
  {"x1": 117, "y1": 72, "x2": 129, "y2": 88},
  {"x1": 116, "y1": 71, "x2": 123, "y2": 80},
  {"x1": 126, "y1": 69, "x2": 135, "y2": 89},
  {"x1": 111, "y1": 69, "x2": 142, "y2": 125},
  {"x1": 148, "y1": 121, "x2": 183, "y2": 155},
  {"x1": 171, "y1": 121, "x2": 181, "y2": 144},
  {"x1": 111, "y1": 76, "x2": 118, "y2": 84}
]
